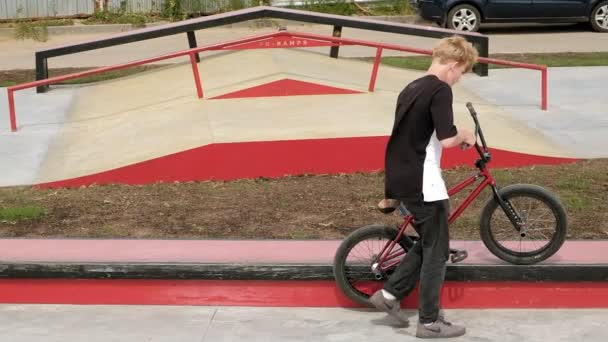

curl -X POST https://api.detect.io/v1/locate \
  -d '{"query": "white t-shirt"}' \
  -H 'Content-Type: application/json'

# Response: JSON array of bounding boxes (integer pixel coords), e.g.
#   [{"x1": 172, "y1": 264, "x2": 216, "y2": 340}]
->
[{"x1": 422, "y1": 131, "x2": 449, "y2": 201}]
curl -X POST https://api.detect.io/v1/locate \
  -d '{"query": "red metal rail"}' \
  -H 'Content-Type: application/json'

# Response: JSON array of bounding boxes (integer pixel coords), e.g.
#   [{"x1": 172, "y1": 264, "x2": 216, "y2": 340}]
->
[{"x1": 6, "y1": 31, "x2": 547, "y2": 132}]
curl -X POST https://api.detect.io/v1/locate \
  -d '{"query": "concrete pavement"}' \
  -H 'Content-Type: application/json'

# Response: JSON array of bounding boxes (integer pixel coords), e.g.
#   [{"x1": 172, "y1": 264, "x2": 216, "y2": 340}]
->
[
  {"x1": 1, "y1": 305, "x2": 606, "y2": 342},
  {"x1": 461, "y1": 66, "x2": 608, "y2": 159}
]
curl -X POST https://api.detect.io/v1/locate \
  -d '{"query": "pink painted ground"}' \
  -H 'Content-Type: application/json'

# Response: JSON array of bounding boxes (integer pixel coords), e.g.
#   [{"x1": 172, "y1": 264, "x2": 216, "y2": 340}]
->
[{"x1": 0, "y1": 239, "x2": 604, "y2": 264}]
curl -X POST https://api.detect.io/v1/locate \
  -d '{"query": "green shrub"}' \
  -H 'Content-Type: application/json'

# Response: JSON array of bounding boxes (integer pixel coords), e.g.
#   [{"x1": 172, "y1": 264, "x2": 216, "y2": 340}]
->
[
  {"x1": 13, "y1": 21, "x2": 48, "y2": 42},
  {"x1": 292, "y1": 0, "x2": 357, "y2": 16},
  {"x1": 163, "y1": 0, "x2": 185, "y2": 21},
  {"x1": 84, "y1": 8, "x2": 148, "y2": 28}
]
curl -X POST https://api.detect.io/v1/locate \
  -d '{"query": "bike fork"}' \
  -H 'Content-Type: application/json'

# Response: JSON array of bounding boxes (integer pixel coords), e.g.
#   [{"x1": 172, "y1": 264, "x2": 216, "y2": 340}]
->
[{"x1": 491, "y1": 185, "x2": 525, "y2": 233}]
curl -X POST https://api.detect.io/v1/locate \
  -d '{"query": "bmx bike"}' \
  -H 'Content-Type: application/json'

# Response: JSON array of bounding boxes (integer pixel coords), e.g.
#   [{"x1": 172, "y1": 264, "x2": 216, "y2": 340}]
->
[{"x1": 333, "y1": 102, "x2": 568, "y2": 306}]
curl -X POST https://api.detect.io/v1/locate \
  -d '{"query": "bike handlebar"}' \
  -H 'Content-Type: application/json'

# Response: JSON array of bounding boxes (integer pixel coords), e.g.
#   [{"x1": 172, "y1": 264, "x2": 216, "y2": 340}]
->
[{"x1": 465, "y1": 102, "x2": 491, "y2": 163}]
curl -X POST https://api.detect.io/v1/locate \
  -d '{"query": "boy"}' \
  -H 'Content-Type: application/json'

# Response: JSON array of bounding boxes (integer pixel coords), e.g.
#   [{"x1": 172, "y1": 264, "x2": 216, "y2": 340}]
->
[{"x1": 370, "y1": 35, "x2": 478, "y2": 339}]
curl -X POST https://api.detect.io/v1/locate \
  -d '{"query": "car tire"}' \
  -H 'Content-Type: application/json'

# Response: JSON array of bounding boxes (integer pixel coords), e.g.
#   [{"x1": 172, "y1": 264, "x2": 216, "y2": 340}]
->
[
  {"x1": 447, "y1": 4, "x2": 481, "y2": 32},
  {"x1": 590, "y1": 1, "x2": 608, "y2": 32}
]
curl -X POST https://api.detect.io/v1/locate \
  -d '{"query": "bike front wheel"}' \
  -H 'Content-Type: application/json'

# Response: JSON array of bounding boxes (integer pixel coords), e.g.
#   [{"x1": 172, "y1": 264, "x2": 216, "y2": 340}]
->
[
  {"x1": 480, "y1": 184, "x2": 568, "y2": 265},
  {"x1": 333, "y1": 224, "x2": 413, "y2": 306}
]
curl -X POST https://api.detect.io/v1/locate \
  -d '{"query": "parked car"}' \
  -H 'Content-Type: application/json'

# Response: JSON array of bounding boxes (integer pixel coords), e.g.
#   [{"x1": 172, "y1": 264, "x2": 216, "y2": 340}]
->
[{"x1": 410, "y1": 0, "x2": 608, "y2": 32}]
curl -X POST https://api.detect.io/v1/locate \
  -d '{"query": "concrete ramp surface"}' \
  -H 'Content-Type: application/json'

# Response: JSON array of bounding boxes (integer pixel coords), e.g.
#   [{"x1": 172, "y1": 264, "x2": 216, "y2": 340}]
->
[{"x1": 1, "y1": 48, "x2": 582, "y2": 188}]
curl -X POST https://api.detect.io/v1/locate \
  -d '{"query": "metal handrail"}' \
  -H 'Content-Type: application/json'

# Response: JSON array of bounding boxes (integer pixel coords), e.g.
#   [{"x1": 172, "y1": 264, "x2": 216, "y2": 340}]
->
[{"x1": 7, "y1": 30, "x2": 546, "y2": 132}]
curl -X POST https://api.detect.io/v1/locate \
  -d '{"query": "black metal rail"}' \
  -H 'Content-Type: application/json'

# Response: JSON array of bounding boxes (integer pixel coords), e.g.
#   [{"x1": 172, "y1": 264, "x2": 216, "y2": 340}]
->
[{"x1": 35, "y1": 6, "x2": 489, "y2": 93}]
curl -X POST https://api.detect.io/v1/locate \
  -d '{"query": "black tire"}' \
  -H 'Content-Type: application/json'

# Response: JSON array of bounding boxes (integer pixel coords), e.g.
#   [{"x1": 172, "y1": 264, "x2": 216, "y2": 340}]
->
[
  {"x1": 333, "y1": 225, "x2": 412, "y2": 306},
  {"x1": 447, "y1": 4, "x2": 481, "y2": 32},
  {"x1": 480, "y1": 184, "x2": 568, "y2": 265},
  {"x1": 590, "y1": 1, "x2": 608, "y2": 32}
]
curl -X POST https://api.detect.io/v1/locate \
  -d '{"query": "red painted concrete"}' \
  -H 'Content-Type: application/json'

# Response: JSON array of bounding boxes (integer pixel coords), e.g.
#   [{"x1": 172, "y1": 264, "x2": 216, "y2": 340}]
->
[
  {"x1": 36, "y1": 137, "x2": 577, "y2": 188},
  {"x1": 1, "y1": 239, "x2": 606, "y2": 265},
  {"x1": 1, "y1": 279, "x2": 607, "y2": 308},
  {"x1": 210, "y1": 79, "x2": 361, "y2": 99}
]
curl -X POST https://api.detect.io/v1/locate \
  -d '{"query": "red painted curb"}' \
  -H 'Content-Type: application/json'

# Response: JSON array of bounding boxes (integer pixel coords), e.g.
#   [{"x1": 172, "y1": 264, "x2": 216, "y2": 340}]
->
[
  {"x1": 1, "y1": 279, "x2": 606, "y2": 308},
  {"x1": 36, "y1": 137, "x2": 577, "y2": 189}
]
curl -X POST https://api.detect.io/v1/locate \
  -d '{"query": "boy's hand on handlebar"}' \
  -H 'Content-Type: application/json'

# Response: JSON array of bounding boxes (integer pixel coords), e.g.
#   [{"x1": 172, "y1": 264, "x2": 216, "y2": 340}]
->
[{"x1": 459, "y1": 128, "x2": 476, "y2": 149}]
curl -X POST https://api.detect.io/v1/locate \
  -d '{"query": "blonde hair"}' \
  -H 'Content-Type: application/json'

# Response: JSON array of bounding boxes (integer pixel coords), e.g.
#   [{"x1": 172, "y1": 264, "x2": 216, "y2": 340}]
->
[{"x1": 432, "y1": 35, "x2": 479, "y2": 72}]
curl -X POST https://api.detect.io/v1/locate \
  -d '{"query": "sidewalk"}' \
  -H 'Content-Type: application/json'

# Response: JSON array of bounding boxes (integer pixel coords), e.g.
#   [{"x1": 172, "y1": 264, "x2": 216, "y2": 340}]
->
[{"x1": 1, "y1": 305, "x2": 606, "y2": 342}]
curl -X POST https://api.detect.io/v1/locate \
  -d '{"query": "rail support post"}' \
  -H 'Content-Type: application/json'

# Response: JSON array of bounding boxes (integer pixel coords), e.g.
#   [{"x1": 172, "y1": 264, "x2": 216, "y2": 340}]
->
[
  {"x1": 8, "y1": 89, "x2": 17, "y2": 132},
  {"x1": 368, "y1": 47, "x2": 383, "y2": 92},
  {"x1": 541, "y1": 67, "x2": 548, "y2": 111},
  {"x1": 329, "y1": 26, "x2": 342, "y2": 59},
  {"x1": 472, "y1": 39, "x2": 489, "y2": 77},
  {"x1": 187, "y1": 31, "x2": 200, "y2": 63},
  {"x1": 189, "y1": 53, "x2": 204, "y2": 99},
  {"x1": 35, "y1": 54, "x2": 49, "y2": 93}
]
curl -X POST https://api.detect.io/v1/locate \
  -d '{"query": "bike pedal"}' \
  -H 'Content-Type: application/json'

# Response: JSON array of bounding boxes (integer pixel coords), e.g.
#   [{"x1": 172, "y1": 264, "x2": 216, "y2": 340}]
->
[{"x1": 450, "y1": 249, "x2": 468, "y2": 263}]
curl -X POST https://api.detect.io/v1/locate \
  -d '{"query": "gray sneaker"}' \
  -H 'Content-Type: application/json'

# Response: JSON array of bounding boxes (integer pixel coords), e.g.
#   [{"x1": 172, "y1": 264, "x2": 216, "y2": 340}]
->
[
  {"x1": 369, "y1": 290, "x2": 409, "y2": 324},
  {"x1": 416, "y1": 319, "x2": 466, "y2": 339}
]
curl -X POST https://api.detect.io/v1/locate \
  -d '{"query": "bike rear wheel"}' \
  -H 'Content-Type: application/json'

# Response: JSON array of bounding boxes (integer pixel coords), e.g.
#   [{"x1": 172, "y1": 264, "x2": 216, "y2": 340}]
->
[
  {"x1": 480, "y1": 184, "x2": 568, "y2": 265},
  {"x1": 333, "y1": 224, "x2": 413, "y2": 306}
]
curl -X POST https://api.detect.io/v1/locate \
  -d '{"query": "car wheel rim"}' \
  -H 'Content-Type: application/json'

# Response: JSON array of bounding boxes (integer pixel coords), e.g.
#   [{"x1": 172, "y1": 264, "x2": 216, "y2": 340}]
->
[
  {"x1": 596, "y1": 5, "x2": 608, "y2": 29},
  {"x1": 452, "y1": 8, "x2": 477, "y2": 31}
]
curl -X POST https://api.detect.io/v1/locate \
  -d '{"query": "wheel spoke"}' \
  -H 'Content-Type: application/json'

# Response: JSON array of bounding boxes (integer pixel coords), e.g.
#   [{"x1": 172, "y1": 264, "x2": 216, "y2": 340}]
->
[
  {"x1": 488, "y1": 194, "x2": 559, "y2": 256},
  {"x1": 337, "y1": 227, "x2": 408, "y2": 304},
  {"x1": 596, "y1": 6, "x2": 608, "y2": 28}
]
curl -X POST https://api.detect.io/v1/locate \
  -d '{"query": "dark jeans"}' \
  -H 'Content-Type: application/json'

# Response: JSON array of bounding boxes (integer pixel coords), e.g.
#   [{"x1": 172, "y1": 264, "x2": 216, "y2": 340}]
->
[{"x1": 383, "y1": 199, "x2": 450, "y2": 324}]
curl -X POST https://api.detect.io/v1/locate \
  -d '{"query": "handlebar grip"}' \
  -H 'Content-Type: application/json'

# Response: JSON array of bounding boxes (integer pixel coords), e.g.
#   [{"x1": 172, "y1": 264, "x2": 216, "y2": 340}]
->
[{"x1": 466, "y1": 102, "x2": 477, "y2": 116}]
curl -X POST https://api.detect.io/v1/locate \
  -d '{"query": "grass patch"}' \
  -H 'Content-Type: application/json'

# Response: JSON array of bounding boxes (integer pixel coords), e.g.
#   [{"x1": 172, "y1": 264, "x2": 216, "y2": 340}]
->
[
  {"x1": 561, "y1": 193, "x2": 592, "y2": 212},
  {"x1": 364, "y1": 52, "x2": 608, "y2": 71},
  {"x1": 557, "y1": 174, "x2": 591, "y2": 191},
  {"x1": 0, "y1": 206, "x2": 45, "y2": 221},
  {"x1": 487, "y1": 168, "x2": 513, "y2": 184},
  {"x1": 379, "y1": 56, "x2": 433, "y2": 71},
  {"x1": 490, "y1": 52, "x2": 608, "y2": 68},
  {"x1": 0, "y1": 80, "x2": 17, "y2": 87}
]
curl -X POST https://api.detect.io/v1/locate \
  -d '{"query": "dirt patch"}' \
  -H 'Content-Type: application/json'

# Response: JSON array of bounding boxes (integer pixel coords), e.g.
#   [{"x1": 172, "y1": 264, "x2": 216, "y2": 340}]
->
[{"x1": 0, "y1": 159, "x2": 606, "y2": 240}]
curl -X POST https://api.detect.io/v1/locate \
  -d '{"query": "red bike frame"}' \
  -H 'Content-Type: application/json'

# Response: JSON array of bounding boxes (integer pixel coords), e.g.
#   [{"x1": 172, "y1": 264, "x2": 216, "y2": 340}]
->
[{"x1": 375, "y1": 149, "x2": 497, "y2": 272}]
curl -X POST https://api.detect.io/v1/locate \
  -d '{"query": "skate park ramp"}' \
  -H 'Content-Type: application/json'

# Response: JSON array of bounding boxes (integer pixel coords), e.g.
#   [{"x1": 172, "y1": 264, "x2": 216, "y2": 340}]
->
[{"x1": 1, "y1": 47, "x2": 578, "y2": 188}]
